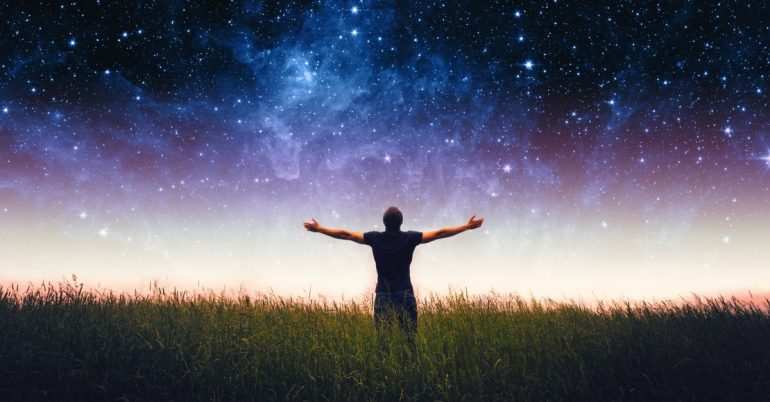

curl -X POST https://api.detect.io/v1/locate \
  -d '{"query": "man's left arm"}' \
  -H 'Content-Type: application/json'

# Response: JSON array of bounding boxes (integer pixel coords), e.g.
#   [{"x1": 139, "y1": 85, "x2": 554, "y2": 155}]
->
[{"x1": 303, "y1": 218, "x2": 365, "y2": 244}]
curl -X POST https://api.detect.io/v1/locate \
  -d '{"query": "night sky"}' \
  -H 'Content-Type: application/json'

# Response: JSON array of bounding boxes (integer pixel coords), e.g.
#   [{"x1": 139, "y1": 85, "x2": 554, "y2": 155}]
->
[{"x1": 2, "y1": 1, "x2": 770, "y2": 301}]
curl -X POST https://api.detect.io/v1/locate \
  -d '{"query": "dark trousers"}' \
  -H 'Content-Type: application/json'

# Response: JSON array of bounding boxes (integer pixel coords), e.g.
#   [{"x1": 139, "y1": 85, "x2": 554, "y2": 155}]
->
[{"x1": 374, "y1": 289, "x2": 417, "y2": 355}]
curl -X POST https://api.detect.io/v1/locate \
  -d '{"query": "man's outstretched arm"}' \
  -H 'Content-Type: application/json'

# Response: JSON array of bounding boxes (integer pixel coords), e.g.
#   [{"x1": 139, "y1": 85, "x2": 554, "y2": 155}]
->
[
  {"x1": 303, "y1": 218, "x2": 365, "y2": 244},
  {"x1": 421, "y1": 214, "x2": 484, "y2": 244}
]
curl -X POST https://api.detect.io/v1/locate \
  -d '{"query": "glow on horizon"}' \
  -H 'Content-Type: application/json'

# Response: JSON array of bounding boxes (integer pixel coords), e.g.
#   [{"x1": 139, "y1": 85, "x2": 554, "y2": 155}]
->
[{"x1": 1, "y1": 206, "x2": 768, "y2": 303}]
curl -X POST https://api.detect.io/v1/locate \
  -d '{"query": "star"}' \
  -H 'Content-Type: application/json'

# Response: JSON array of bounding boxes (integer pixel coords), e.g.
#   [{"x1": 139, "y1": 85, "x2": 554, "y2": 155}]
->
[
  {"x1": 384, "y1": 154, "x2": 391, "y2": 163},
  {"x1": 502, "y1": 164, "x2": 512, "y2": 173},
  {"x1": 79, "y1": 211, "x2": 87, "y2": 219},
  {"x1": 98, "y1": 227, "x2": 109, "y2": 237},
  {"x1": 523, "y1": 60, "x2": 534, "y2": 70},
  {"x1": 758, "y1": 151, "x2": 770, "y2": 166},
  {"x1": 351, "y1": 29, "x2": 358, "y2": 36},
  {"x1": 351, "y1": 6, "x2": 359, "y2": 14}
]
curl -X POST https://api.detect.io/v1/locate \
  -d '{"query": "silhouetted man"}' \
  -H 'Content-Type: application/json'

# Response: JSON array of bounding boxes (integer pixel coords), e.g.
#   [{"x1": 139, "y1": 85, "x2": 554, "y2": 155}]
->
[{"x1": 303, "y1": 206, "x2": 483, "y2": 353}]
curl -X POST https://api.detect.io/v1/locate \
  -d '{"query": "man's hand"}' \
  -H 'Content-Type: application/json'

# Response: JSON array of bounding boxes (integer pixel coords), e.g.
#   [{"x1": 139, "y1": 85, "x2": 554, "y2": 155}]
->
[
  {"x1": 303, "y1": 218, "x2": 320, "y2": 232},
  {"x1": 466, "y1": 214, "x2": 484, "y2": 230}
]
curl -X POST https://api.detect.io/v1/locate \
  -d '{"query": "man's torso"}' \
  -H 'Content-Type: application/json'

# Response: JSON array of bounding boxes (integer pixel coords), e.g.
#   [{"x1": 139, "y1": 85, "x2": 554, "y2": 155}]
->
[{"x1": 363, "y1": 230, "x2": 422, "y2": 292}]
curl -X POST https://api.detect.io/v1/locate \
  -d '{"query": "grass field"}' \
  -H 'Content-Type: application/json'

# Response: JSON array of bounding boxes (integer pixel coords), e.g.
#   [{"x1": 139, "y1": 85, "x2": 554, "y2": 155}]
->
[{"x1": 1, "y1": 281, "x2": 770, "y2": 401}]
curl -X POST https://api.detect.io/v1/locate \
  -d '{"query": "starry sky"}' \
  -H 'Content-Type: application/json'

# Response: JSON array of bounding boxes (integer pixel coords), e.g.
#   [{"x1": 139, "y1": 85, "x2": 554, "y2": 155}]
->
[{"x1": 2, "y1": 1, "x2": 770, "y2": 301}]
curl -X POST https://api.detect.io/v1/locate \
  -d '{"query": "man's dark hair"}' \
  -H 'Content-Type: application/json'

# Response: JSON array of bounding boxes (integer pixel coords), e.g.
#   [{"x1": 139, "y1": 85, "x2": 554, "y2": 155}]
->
[{"x1": 383, "y1": 206, "x2": 403, "y2": 232}]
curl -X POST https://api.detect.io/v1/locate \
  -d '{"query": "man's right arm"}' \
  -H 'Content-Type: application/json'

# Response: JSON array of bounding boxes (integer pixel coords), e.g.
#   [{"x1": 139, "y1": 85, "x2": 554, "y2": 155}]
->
[
  {"x1": 303, "y1": 218, "x2": 365, "y2": 244},
  {"x1": 421, "y1": 214, "x2": 484, "y2": 244}
]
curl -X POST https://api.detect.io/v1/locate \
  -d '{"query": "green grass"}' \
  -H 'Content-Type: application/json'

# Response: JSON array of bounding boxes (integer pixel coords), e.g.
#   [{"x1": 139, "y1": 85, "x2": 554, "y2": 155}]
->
[{"x1": 1, "y1": 281, "x2": 770, "y2": 401}]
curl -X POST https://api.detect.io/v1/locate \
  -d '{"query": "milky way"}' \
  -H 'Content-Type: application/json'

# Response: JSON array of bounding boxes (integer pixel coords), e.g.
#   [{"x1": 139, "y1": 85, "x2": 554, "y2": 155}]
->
[{"x1": 1, "y1": 1, "x2": 770, "y2": 300}]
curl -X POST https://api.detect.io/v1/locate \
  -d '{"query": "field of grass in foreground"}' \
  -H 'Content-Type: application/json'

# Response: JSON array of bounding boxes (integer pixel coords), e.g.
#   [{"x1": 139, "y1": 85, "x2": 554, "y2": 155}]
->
[{"x1": 1, "y1": 282, "x2": 770, "y2": 401}]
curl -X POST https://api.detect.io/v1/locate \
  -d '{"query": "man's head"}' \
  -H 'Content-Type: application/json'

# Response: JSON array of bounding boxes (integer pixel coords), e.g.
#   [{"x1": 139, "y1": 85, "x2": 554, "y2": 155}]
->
[{"x1": 383, "y1": 206, "x2": 403, "y2": 232}]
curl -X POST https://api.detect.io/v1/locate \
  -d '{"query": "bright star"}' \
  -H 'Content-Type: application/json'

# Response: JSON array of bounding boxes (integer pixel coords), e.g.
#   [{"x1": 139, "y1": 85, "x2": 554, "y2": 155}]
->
[
  {"x1": 384, "y1": 154, "x2": 391, "y2": 163},
  {"x1": 79, "y1": 211, "x2": 87, "y2": 219},
  {"x1": 98, "y1": 227, "x2": 109, "y2": 237},
  {"x1": 68, "y1": 39, "x2": 76, "y2": 47},
  {"x1": 351, "y1": 6, "x2": 359, "y2": 14},
  {"x1": 514, "y1": 11, "x2": 521, "y2": 17},
  {"x1": 758, "y1": 150, "x2": 770, "y2": 166},
  {"x1": 2, "y1": 107, "x2": 7, "y2": 113},
  {"x1": 524, "y1": 60, "x2": 533, "y2": 70},
  {"x1": 502, "y1": 164, "x2": 512, "y2": 173},
  {"x1": 723, "y1": 127, "x2": 732, "y2": 136},
  {"x1": 351, "y1": 29, "x2": 358, "y2": 36}
]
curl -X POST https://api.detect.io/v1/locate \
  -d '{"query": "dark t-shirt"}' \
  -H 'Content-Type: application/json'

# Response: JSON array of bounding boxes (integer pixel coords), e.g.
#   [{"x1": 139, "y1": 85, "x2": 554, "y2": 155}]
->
[{"x1": 364, "y1": 230, "x2": 423, "y2": 293}]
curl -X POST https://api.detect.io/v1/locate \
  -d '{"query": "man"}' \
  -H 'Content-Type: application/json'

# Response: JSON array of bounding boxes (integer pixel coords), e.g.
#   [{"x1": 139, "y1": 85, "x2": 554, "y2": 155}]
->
[{"x1": 302, "y1": 206, "x2": 484, "y2": 352}]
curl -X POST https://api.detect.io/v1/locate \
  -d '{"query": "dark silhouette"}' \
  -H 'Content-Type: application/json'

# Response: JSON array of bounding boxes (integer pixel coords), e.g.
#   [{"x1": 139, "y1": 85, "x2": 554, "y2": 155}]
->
[{"x1": 303, "y1": 206, "x2": 484, "y2": 354}]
